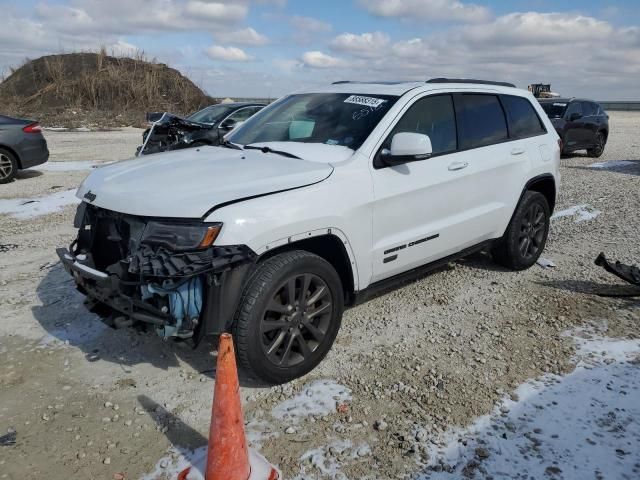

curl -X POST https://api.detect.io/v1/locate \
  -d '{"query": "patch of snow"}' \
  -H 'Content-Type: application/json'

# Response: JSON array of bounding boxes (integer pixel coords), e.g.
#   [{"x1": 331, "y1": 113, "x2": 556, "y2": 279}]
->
[
  {"x1": 536, "y1": 257, "x2": 556, "y2": 268},
  {"x1": 43, "y1": 127, "x2": 69, "y2": 131},
  {"x1": 76, "y1": 127, "x2": 91, "y2": 132},
  {"x1": 245, "y1": 419, "x2": 279, "y2": 449},
  {"x1": 36, "y1": 160, "x2": 102, "y2": 171},
  {"x1": 292, "y1": 440, "x2": 371, "y2": 479},
  {"x1": 0, "y1": 189, "x2": 79, "y2": 219},
  {"x1": 141, "y1": 447, "x2": 278, "y2": 480},
  {"x1": 419, "y1": 330, "x2": 640, "y2": 479},
  {"x1": 552, "y1": 204, "x2": 601, "y2": 223},
  {"x1": 272, "y1": 379, "x2": 352, "y2": 423},
  {"x1": 589, "y1": 160, "x2": 635, "y2": 169}
]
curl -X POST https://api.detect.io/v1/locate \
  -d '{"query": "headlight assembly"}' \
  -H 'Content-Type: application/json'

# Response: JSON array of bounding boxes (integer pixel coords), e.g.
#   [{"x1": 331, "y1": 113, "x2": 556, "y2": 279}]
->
[{"x1": 141, "y1": 222, "x2": 222, "y2": 251}]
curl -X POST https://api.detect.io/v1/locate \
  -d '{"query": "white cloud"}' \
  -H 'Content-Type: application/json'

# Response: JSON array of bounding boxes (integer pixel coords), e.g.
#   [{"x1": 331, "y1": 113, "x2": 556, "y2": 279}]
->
[
  {"x1": 301, "y1": 51, "x2": 346, "y2": 68},
  {"x1": 216, "y1": 27, "x2": 269, "y2": 46},
  {"x1": 358, "y1": 0, "x2": 490, "y2": 23},
  {"x1": 32, "y1": 0, "x2": 251, "y2": 35},
  {"x1": 108, "y1": 40, "x2": 139, "y2": 57},
  {"x1": 290, "y1": 15, "x2": 332, "y2": 33},
  {"x1": 330, "y1": 32, "x2": 390, "y2": 58},
  {"x1": 206, "y1": 45, "x2": 254, "y2": 62},
  {"x1": 185, "y1": 1, "x2": 248, "y2": 23},
  {"x1": 459, "y1": 12, "x2": 613, "y2": 45}
]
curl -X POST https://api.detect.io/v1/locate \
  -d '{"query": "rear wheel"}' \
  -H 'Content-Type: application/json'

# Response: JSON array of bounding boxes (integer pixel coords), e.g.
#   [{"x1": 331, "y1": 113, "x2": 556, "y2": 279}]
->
[
  {"x1": 492, "y1": 191, "x2": 550, "y2": 270},
  {"x1": 587, "y1": 131, "x2": 606, "y2": 158},
  {"x1": 232, "y1": 250, "x2": 344, "y2": 385},
  {"x1": 0, "y1": 149, "x2": 18, "y2": 184}
]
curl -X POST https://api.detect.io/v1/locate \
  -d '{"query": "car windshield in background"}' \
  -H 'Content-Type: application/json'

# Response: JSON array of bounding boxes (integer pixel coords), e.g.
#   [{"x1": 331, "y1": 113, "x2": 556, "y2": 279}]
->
[
  {"x1": 228, "y1": 93, "x2": 398, "y2": 150},
  {"x1": 540, "y1": 102, "x2": 568, "y2": 119},
  {"x1": 187, "y1": 105, "x2": 236, "y2": 124}
]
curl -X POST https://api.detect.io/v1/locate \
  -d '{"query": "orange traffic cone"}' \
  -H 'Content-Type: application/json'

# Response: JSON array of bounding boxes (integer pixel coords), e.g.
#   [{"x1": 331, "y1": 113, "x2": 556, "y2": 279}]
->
[
  {"x1": 178, "y1": 333, "x2": 279, "y2": 480},
  {"x1": 206, "y1": 333, "x2": 251, "y2": 480}
]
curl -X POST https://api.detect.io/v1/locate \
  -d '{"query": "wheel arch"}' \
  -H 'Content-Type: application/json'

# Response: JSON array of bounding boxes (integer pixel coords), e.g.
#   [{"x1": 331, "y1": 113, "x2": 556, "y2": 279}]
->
[
  {"x1": 257, "y1": 231, "x2": 357, "y2": 305},
  {"x1": 0, "y1": 144, "x2": 21, "y2": 169},
  {"x1": 598, "y1": 128, "x2": 609, "y2": 142},
  {"x1": 522, "y1": 174, "x2": 556, "y2": 213}
]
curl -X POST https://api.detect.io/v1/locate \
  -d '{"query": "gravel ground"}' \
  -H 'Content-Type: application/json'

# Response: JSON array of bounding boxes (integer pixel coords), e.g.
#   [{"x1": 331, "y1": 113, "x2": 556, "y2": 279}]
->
[{"x1": 0, "y1": 115, "x2": 638, "y2": 480}]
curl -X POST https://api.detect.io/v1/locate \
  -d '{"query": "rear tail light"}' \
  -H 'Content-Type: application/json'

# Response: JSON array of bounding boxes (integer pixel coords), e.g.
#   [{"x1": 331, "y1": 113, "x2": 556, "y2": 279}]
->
[{"x1": 23, "y1": 122, "x2": 42, "y2": 133}]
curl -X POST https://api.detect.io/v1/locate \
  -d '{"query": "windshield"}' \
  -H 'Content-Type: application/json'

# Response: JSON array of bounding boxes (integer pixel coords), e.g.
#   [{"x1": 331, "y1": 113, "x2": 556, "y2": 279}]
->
[
  {"x1": 188, "y1": 105, "x2": 236, "y2": 124},
  {"x1": 540, "y1": 102, "x2": 568, "y2": 119},
  {"x1": 228, "y1": 93, "x2": 398, "y2": 150}
]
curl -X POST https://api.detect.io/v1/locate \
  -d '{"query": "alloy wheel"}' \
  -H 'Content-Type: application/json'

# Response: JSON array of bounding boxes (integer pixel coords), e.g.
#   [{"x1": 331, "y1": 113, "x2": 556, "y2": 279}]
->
[
  {"x1": 518, "y1": 202, "x2": 546, "y2": 260},
  {"x1": 0, "y1": 154, "x2": 13, "y2": 180},
  {"x1": 592, "y1": 133, "x2": 605, "y2": 156},
  {"x1": 260, "y1": 273, "x2": 332, "y2": 368}
]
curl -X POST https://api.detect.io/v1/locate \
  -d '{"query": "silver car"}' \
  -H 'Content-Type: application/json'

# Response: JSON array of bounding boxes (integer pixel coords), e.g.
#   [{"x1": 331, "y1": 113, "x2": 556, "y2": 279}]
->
[{"x1": 0, "y1": 115, "x2": 49, "y2": 184}]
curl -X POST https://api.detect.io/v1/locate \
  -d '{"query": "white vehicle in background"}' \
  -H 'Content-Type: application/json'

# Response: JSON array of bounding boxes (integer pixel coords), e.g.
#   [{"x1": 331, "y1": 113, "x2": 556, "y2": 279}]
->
[{"x1": 58, "y1": 78, "x2": 560, "y2": 384}]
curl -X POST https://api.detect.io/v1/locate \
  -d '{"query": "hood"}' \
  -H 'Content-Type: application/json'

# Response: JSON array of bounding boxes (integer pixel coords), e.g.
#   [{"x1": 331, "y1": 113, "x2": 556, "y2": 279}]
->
[{"x1": 77, "y1": 146, "x2": 334, "y2": 218}]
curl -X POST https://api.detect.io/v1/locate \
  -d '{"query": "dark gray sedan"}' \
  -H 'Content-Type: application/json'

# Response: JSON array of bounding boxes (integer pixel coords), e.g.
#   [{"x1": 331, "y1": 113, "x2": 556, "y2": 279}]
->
[{"x1": 0, "y1": 115, "x2": 49, "y2": 183}]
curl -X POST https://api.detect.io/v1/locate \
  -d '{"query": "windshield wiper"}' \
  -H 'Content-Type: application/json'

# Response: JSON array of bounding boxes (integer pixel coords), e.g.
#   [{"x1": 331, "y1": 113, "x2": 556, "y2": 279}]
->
[
  {"x1": 244, "y1": 145, "x2": 301, "y2": 159},
  {"x1": 219, "y1": 139, "x2": 243, "y2": 150}
]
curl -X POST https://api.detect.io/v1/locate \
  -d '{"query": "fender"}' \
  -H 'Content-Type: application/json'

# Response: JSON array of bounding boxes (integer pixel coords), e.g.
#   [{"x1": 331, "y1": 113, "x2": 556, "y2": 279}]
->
[{"x1": 256, "y1": 227, "x2": 360, "y2": 291}]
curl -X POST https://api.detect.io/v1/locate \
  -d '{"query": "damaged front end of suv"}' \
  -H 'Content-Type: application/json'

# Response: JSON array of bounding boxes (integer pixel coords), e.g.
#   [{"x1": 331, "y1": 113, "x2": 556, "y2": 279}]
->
[
  {"x1": 56, "y1": 203, "x2": 256, "y2": 342},
  {"x1": 137, "y1": 113, "x2": 211, "y2": 156}
]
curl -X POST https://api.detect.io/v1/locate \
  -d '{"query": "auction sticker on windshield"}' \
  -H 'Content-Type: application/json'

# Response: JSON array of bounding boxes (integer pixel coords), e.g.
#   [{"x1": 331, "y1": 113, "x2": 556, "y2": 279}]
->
[{"x1": 344, "y1": 95, "x2": 386, "y2": 108}]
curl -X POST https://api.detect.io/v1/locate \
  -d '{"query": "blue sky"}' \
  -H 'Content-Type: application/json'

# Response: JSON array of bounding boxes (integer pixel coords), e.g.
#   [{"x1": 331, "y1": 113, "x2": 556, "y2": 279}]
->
[{"x1": 1, "y1": 0, "x2": 639, "y2": 99}]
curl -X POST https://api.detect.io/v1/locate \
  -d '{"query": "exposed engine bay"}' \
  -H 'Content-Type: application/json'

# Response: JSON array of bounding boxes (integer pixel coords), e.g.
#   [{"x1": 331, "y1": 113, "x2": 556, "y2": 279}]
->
[
  {"x1": 57, "y1": 203, "x2": 256, "y2": 341},
  {"x1": 137, "y1": 112, "x2": 212, "y2": 156}
]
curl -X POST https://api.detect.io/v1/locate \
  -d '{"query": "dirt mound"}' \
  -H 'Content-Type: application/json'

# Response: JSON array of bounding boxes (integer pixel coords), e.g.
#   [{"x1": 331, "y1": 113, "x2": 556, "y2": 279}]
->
[{"x1": 0, "y1": 52, "x2": 213, "y2": 128}]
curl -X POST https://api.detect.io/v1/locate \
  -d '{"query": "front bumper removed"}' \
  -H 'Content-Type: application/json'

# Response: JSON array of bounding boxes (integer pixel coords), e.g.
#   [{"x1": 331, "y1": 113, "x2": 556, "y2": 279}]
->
[
  {"x1": 57, "y1": 242, "x2": 256, "y2": 339},
  {"x1": 57, "y1": 248, "x2": 173, "y2": 327}
]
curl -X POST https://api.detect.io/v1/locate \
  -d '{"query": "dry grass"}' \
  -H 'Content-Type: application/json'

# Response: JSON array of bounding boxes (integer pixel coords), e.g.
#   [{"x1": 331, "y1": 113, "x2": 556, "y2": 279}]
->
[{"x1": 0, "y1": 48, "x2": 212, "y2": 127}]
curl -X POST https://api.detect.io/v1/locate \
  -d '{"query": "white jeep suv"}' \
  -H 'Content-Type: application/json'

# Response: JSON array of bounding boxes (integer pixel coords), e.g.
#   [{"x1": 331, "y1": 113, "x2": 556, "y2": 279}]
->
[{"x1": 58, "y1": 79, "x2": 560, "y2": 384}]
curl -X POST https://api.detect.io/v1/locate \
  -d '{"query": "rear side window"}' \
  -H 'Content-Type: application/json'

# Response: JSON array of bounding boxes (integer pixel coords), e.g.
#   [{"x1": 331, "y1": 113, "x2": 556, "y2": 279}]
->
[
  {"x1": 581, "y1": 102, "x2": 596, "y2": 117},
  {"x1": 501, "y1": 95, "x2": 546, "y2": 138},
  {"x1": 385, "y1": 94, "x2": 457, "y2": 155},
  {"x1": 455, "y1": 95, "x2": 508, "y2": 150}
]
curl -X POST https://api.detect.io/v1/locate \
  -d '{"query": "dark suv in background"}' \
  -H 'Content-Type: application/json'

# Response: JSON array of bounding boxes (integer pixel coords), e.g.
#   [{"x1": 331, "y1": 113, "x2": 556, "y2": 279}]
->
[{"x1": 539, "y1": 98, "x2": 608, "y2": 157}]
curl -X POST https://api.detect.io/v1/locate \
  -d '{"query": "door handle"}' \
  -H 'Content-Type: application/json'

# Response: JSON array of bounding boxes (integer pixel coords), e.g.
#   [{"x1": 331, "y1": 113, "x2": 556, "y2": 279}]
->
[
  {"x1": 511, "y1": 147, "x2": 526, "y2": 155},
  {"x1": 448, "y1": 161, "x2": 469, "y2": 171}
]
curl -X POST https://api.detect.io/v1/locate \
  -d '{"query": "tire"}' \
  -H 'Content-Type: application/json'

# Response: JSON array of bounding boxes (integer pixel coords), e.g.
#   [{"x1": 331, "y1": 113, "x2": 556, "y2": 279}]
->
[
  {"x1": 587, "y1": 131, "x2": 606, "y2": 158},
  {"x1": 492, "y1": 191, "x2": 551, "y2": 270},
  {"x1": 232, "y1": 250, "x2": 344, "y2": 385},
  {"x1": 0, "y1": 148, "x2": 18, "y2": 184}
]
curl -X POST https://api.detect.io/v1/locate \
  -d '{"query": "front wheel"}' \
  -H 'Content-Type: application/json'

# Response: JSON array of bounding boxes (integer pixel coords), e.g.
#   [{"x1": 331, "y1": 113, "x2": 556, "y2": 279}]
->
[
  {"x1": 492, "y1": 191, "x2": 550, "y2": 270},
  {"x1": 587, "y1": 131, "x2": 606, "y2": 158},
  {"x1": 232, "y1": 250, "x2": 344, "y2": 385}
]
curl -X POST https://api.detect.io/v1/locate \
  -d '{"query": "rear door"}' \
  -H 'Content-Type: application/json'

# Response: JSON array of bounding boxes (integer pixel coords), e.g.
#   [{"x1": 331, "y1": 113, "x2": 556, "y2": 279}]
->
[
  {"x1": 581, "y1": 101, "x2": 601, "y2": 147},
  {"x1": 564, "y1": 101, "x2": 587, "y2": 148}
]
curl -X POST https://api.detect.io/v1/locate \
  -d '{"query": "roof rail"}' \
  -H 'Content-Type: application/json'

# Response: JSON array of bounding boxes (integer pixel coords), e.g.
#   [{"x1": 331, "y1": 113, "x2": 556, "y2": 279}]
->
[
  {"x1": 331, "y1": 80, "x2": 417, "y2": 85},
  {"x1": 426, "y1": 78, "x2": 516, "y2": 88}
]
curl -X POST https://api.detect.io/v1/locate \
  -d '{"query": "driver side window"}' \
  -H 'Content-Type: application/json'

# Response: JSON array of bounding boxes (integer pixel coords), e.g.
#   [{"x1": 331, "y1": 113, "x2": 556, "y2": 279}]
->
[
  {"x1": 565, "y1": 102, "x2": 582, "y2": 119},
  {"x1": 383, "y1": 94, "x2": 457, "y2": 156}
]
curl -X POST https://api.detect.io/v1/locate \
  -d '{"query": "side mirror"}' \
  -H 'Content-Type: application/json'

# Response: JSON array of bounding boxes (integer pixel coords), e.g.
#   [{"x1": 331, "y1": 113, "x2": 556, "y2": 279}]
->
[
  {"x1": 381, "y1": 132, "x2": 432, "y2": 166},
  {"x1": 219, "y1": 119, "x2": 237, "y2": 132},
  {"x1": 569, "y1": 112, "x2": 582, "y2": 121}
]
